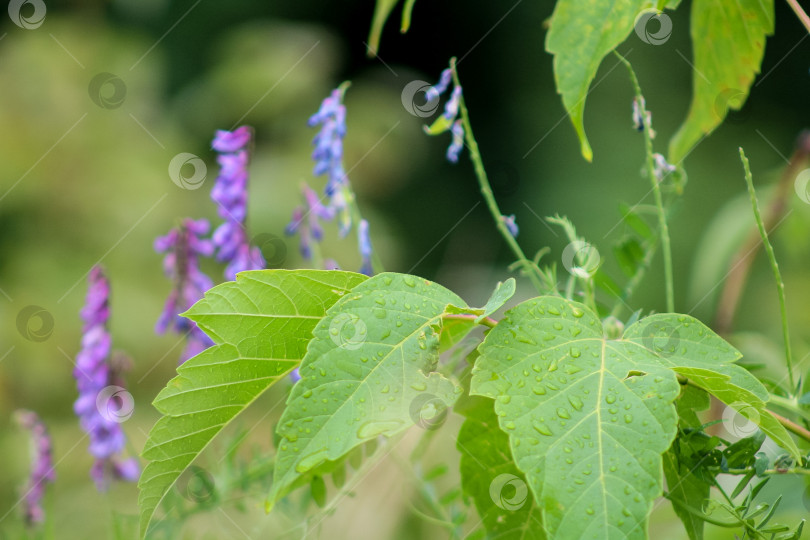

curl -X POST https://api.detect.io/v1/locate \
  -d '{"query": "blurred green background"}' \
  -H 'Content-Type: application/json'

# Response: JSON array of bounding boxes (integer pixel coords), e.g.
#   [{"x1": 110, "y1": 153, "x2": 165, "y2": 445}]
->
[{"x1": 1, "y1": 0, "x2": 809, "y2": 538}]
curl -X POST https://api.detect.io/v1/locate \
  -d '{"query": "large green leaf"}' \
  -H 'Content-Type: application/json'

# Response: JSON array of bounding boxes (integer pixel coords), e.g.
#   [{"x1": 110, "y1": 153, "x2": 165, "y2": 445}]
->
[
  {"x1": 470, "y1": 297, "x2": 798, "y2": 539},
  {"x1": 268, "y1": 272, "x2": 466, "y2": 507},
  {"x1": 457, "y1": 395, "x2": 546, "y2": 539},
  {"x1": 668, "y1": 0, "x2": 774, "y2": 162},
  {"x1": 545, "y1": 0, "x2": 651, "y2": 161},
  {"x1": 138, "y1": 270, "x2": 366, "y2": 538}
]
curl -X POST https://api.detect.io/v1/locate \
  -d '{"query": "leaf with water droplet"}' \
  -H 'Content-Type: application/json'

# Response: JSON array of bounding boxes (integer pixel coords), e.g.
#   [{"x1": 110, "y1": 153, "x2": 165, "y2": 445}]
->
[
  {"x1": 268, "y1": 273, "x2": 464, "y2": 508},
  {"x1": 138, "y1": 270, "x2": 366, "y2": 539},
  {"x1": 470, "y1": 296, "x2": 798, "y2": 538}
]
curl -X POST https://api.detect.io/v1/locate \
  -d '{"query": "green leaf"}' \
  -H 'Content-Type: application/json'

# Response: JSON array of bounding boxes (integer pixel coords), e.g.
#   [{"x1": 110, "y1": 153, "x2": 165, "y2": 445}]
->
[
  {"x1": 138, "y1": 270, "x2": 366, "y2": 538},
  {"x1": 626, "y1": 314, "x2": 800, "y2": 460},
  {"x1": 619, "y1": 203, "x2": 654, "y2": 242},
  {"x1": 470, "y1": 297, "x2": 799, "y2": 538},
  {"x1": 367, "y1": 0, "x2": 418, "y2": 55},
  {"x1": 545, "y1": 0, "x2": 650, "y2": 161},
  {"x1": 476, "y1": 278, "x2": 516, "y2": 323},
  {"x1": 367, "y1": 0, "x2": 399, "y2": 56},
  {"x1": 614, "y1": 237, "x2": 645, "y2": 277},
  {"x1": 400, "y1": 0, "x2": 417, "y2": 32},
  {"x1": 423, "y1": 114, "x2": 454, "y2": 136},
  {"x1": 668, "y1": 0, "x2": 774, "y2": 162},
  {"x1": 663, "y1": 449, "x2": 710, "y2": 540},
  {"x1": 675, "y1": 384, "x2": 710, "y2": 429},
  {"x1": 268, "y1": 272, "x2": 465, "y2": 508},
  {"x1": 458, "y1": 396, "x2": 546, "y2": 539}
]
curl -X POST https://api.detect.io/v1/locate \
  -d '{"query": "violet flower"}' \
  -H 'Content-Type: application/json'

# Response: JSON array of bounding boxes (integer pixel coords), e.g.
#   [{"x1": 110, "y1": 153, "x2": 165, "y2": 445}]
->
[
  {"x1": 285, "y1": 88, "x2": 376, "y2": 275},
  {"x1": 422, "y1": 65, "x2": 467, "y2": 163},
  {"x1": 14, "y1": 409, "x2": 55, "y2": 525},
  {"x1": 631, "y1": 96, "x2": 656, "y2": 139},
  {"x1": 501, "y1": 214, "x2": 519, "y2": 237},
  {"x1": 447, "y1": 120, "x2": 465, "y2": 163},
  {"x1": 425, "y1": 68, "x2": 452, "y2": 104},
  {"x1": 652, "y1": 153, "x2": 676, "y2": 182},
  {"x1": 155, "y1": 218, "x2": 215, "y2": 363},
  {"x1": 211, "y1": 126, "x2": 265, "y2": 280},
  {"x1": 73, "y1": 266, "x2": 139, "y2": 491},
  {"x1": 357, "y1": 219, "x2": 373, "y2": 276}
]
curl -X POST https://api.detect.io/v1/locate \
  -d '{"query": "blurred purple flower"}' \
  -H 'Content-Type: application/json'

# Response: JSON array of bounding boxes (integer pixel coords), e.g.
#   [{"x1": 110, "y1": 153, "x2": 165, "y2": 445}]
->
[
  {"x1": 425, "y1": 68, "x2": 452, "y2": 104},
  {"x1": 14, "y1": 409, "x2": 55, "y2": 525},
  {"x1": 73, "y1": 266, "x2": 139, "y2": 491},
  {"x1": 289, "y1": 368, "x2": 301, "y2": 383},
  {"x1": 210, "y1": 126, "x2": 265, "y2": 280},
  {"x1": 423, "y1": 65, "x2": 467, "y2": 164},
  {"x1": 357, "y1": 219, "x2": 373, "y2": 276},
  {"x1": 285, "y1": 89, "x2": 377, "y2": 274},
  {"x1": 652, "y1": 152, "x2": 676, "y2": 181},
  {"x1": 631, "y1": 96, "x2": 655, "y2": 138},
  {"x1": 447, "y1": 120, "x2": 465, "y2": 163},
  {"x1": 501, "y1": 214, "x2": 519, "y2": 237},
  {"x1": 442, "y1": 85, "x2": 462, "y2": 122},
  {"x1": 309, "y1": 90, "x2": 347, "y2": 196},
  {"x1": 155, "y1": 218, "x2": 215, "y2": 363}
]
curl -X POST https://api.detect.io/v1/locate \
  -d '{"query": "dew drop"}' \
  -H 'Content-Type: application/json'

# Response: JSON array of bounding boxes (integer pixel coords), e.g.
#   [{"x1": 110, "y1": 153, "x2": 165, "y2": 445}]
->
[
  {"x1": 357, "y1": 420, "x2": 403, "y2": 439},
  {"x1": 532, "y1": 420, "x2": 553, "y2": 436},
  {"x1": 295, "y1": 449, "x2": 329, "y2": 473}
]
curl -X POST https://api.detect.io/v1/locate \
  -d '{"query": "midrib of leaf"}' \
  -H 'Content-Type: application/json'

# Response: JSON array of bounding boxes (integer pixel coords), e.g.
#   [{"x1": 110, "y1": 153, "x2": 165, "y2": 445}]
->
[
  {"x1": 273, "y1": 311, "x2": 440, "y2": 487},
  {"x1": 269, "y1": 273, "x2": 467, "y2": 508}
]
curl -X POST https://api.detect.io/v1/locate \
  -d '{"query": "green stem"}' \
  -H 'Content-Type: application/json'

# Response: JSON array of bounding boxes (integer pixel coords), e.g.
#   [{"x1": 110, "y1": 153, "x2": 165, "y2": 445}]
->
[
  {"x1": 609, "y1": 235, "x2": 659, "y2": 318},
  {"x1": 442, "y1": 313, "x2": 498, "y2": 328},
  {"x1": 664, "y1": 495, "x2": 740, "y2": 528},
  {"x1": 768, "y1": 409, "x2": 810, "y2": 442},
  {"x1": 614, "y1": 52, "x2": 674, "y2": 312},
  {"x1": 739, "y1": 148, "x2": 795, "y2": 393},
  {"x1": 767, "y1": 394, "x2": 810, "y2": 424},
  {"x1": 449, "y1": 57, "x2": 544, "y2": 293}
]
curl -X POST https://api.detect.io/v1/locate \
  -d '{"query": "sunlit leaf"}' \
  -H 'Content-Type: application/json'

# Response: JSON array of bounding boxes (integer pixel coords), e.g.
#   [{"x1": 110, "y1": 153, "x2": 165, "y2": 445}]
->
[
  {"x1": 268, "y1": 273, "x2": 466, "y2": 508},
  {"x1": 471, "y1": 296, "x2": 799, "y2": 538}
]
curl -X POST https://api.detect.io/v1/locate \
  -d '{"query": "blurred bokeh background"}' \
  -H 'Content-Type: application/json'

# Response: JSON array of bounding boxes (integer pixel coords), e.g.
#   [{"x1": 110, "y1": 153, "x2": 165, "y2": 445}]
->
[{"x1": 1, "y1": 0, "x2": 809, "y2": 538}]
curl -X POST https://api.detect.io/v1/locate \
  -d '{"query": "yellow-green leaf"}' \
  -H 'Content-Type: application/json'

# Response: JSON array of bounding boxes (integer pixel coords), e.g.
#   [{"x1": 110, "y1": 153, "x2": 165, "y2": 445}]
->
[{"x1": 668, "y1": 0, "x2": 774, "y2": 162}]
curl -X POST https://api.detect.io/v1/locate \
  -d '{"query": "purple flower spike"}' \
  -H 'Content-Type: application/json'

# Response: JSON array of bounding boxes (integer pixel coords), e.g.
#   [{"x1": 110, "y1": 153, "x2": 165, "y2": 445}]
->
[
  {"x1": 447, "y1": 120, "x2": 465, "y2": 163},
  {"x1": 74, "y1": 266, "x2": 139, "y2": 491},
  {"x1": 212, "y1": 126, "x2": 252, "y2": 152},
  {"x1": 425, "y1": 68, "x2": 452, "y2": 104},
  {"x1": 14, "y1": 410, "x2": 55, "y2": 525},
  {"x1": 287, "y1": 88, "x2": 379, "y2": 273},
  {"x1": 210, "y1": 126, "x2": 265, "y2": 279},
  {"x1": 155, "y1": 218, "x2": 216, "y2": 363},
  {"x1": 442, "y1": 85, "x2": 462, "y2": 122},
  {"x1": 309, "y1": 89, "x2": 348, "y2": 195}
]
